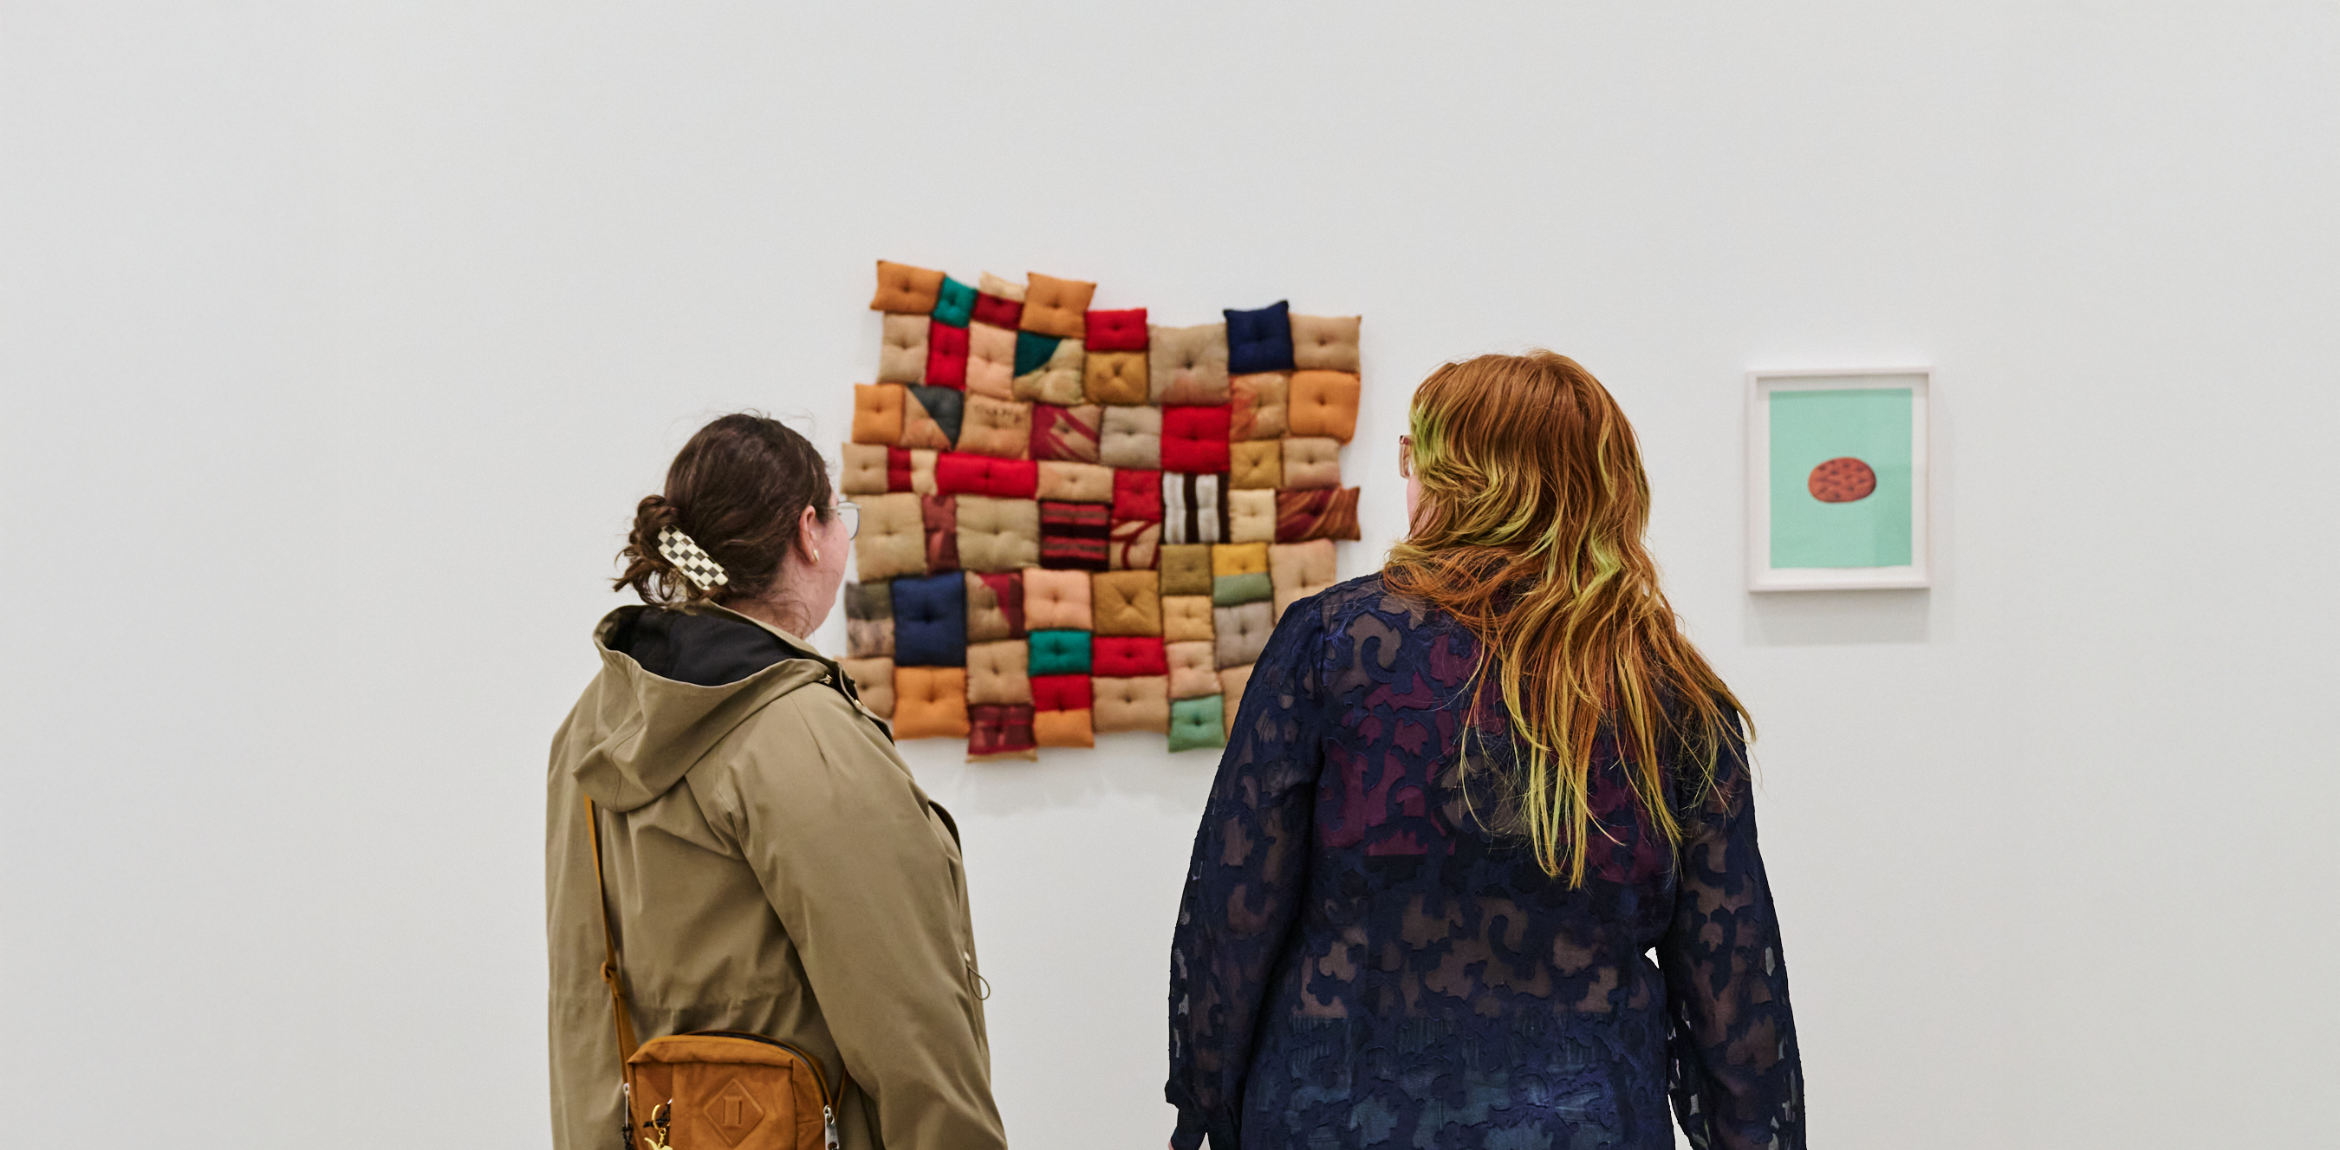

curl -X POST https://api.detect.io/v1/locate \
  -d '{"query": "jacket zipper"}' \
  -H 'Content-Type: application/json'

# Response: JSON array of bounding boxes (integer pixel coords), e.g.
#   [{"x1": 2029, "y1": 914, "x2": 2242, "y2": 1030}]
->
[{"x1": 683, "y1": 1031, "x2": 841, "y2": 1149}]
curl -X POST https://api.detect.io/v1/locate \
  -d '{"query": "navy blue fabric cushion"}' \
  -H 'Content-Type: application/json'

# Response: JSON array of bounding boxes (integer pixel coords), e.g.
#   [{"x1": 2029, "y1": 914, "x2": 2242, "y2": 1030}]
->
[
  {"x1": 890, "y1": 572, "x2": 968, "y2": 666},
  {"x1": 1223, "y1": 300, "x2": 1295, "y2": 374},
  {"x1": 908, "y1": 385, "x2": 965, "y2": 445}
]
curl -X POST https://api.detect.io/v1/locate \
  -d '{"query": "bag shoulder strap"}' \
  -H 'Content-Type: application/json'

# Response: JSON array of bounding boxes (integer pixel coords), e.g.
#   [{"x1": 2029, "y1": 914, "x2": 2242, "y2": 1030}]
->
[{"x1": 585, "y1": 797, "x2": 641, "y2": 1068}]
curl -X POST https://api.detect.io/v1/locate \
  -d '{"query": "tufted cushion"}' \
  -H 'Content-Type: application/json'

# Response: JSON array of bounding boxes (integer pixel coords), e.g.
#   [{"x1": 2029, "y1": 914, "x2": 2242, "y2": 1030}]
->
[
  {"x1": 1085, "y1": 308, "x2": 1149, "y2": 351},
  {"x1": 965, "y1": 322, "x2": 1019, "y2": 399},
  {"x1": 1269, "y1": 539, "x2": 1338, "y2": 621},
  {"x1": 1090, "y1": 570, "x2": 1162, "y2": 636},
  {"x1": 979, "y1": 272, "x2": 1026, "y2": 302},
  {"x1": 906, "y1": 448, "x2": 939, "y2": 495},
  {"x1": 1030, "y1": 673, "x2": 1091, "y2": 712},
  {"x1": 1019, "y1": 272, "x2": 1095, "y2": 340},
  {"x1": 1014, "y1": 331, "x2": 1061, "y2": 376},
  {"x1": 1162, "y1": 595, "x2": 1215, "y2": 643},
  {"x1": 1287, "y1": 370, "x2": 1361, "y2": 444},
  {"x1": 1280, "y1": 437, "x2": 1341, "y2": 489},
  {"x1": 955, "y1": 495, "x2": 1040, "y2": 572},
  {"x1": 886, "y1": 446, "x2": 916, "y2": 492},
  {"x1": 1289, "y1": 314, "x2": 1362, "y2": 372},
  {"x1": 972, "y1": 291, "x2": 1023, "y2": 330},
  {"x1": 1032, "y1": 707, "x2": 1094, "y2": 748},
  {"x1": 1029, "y1": 403, "x2": 1101, "y2": 463},
  {"x1": 957, "y1": 395, "x2": 1032, "y2": 460},
  {"x1": 1213, "y1": 601, "x2": 1273, "y2": 668},
  {"x1": 1160, "y1": 405, "x2": 1232, "y2": 473},
  {"x1": 1026, "y1": 629, "x2": 1091, "y2": 675},
  {"x1": 935, "y1": 452, "x2": 1039, "y2": 499},
  {"x1": 1217, "y1": 664, "x2": 1253, "y2": 735},
  {"x1": 856, "y1": 492, "x2": 928, "y2": 582},
  {"x1": 967, "y1": 702, "x2": 1038, "y2": 761},
  {"x1": 1159, "y1": 544, "x2": 1213, "y2": 596},
  {"x1": 879, "y1": 314, "x2": 930, "y2": 384},
  {"x1": 841, "y1": 442, "x2": 890, "y2": 495},
  {"x1": 1162, "y1": 472, "x2": 1228, "y2": 545},
  {"x1": 901, "y1": 385, "x2": 963, "y2": 450},
  {"x1": 1099, "y1": 405, "x2": 1162, "y2": 469},
  {"x1": 845, "y1": 580, "x2": 894, "y2": 659},
  {"x1": 1223, "y1": 300, "x2": 1295, "y2": 374},
  {"x1": 870, "y1": 260, "x2": 945, "y2": 314},
  {"x1": 1168, "y1": 695, "x2": 1226, "y2": 752},
  {"x1": 890, "y1": 666, "x2": 969, "y2": 740},
  {"x1": 840, "y1": 656, "x2": 895, "y2": 720},
  {"x1": 1038, "y1": 501, "x2": 1109, "y2": 571},
  {"x1": 964, "y1": 640, "x2": 1031, "y2": 706},
  {"x1": 1230, "y1": 373, "x2": 1290, "y2": 440},
  {"x1": 1113, "y1": 468, "x2": 1163, "y2": 520},
  {"x1": 1083, "y1": 350, "x2": 1150, "y2": 406},
  {"x1": 1228, "y1": 440, "x2": 1281, "y2": 489},
  {"x1": 1091, "y1": 675, "x2": 1169, "y2": 734},
  {"x1": 932, "y1": 276, "x2": 977, "y2": 328},
  {"x1": 1276, "y1": 487, "x2": 1362, "y2": 542},
  {"x1": 921, "y1": 493, "x2": 958, "y2": 571},
  {"x1": 924, "y1": 322, "x2": 971, "y2": 389},
  {"x1": 1212, "y1": 541, "x2": 1273, "y2": 606},
  {"x1": 1109, "y1": 518, "x2": 1161, "y2": 570},
  {"x1": 1036, "y1": 460, "x2": 1113, "y2": 503},
  {"x1": 891, "y1": 572, "x2": 968, "y2": 667},
  {"x1": 1022, "y1": 569, "x2": 1092, "y2": 631},
  {"x1": 1227, "y1": 488, "x2": 1277, "y2": 543},
  {"x1": 852, "y1": 383, "x2": 905, "y2": 445},
  {"x1": 1011, "y1": 337, "x2": 1085, "y2": 405},
  {"x1": 1146, "y1": 323, "x2": 1231, "y2": 405},
  {"x1": 1166, "y1": 640, "x2": 1219, "y2": 699},
  {"x1": 1092, "y1": 635, "x2": 1168, "y2": 678},
  {"x1": 963, "y1": 571, "x2": 1025, "y2": 642}
]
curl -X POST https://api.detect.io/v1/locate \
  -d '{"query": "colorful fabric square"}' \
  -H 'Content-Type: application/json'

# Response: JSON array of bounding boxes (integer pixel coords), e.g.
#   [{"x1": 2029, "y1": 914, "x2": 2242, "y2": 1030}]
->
[
  {"x1": 967, "y1": 703, "x2": 1036, "y2": 761},
  {"x1": 1162, "y1": 595, "x2": 1215, "y2": 643},
  {"x1": 1090, "y1": 570, "x2": 1162, "y2": 636},
  {"x1": 1019, "y1": 272, "x2": 1096, "y2": 339},
  {"x1": 955, "y1": 495, "x2": 1040, "y2": 572},
  {"x1": 1230, "y1": 373, "x2": 1289, "y2": 440},
  {"x1": 957, "y1": 395, "x2": 1032, "y2": 460},
  {"x1": 1160, "y1": 404, "x2": 1232, "y2": 473},
  {"x1": 1099, "y1": 406, "x2": 1162, "y2": 469},
  {"x1": 890, "y1": 666, "x2": 968, "y2": 739},
  {"x1": 887, "y1": 447, "x2": 917, "y2": 493},
  {"x1": 1226, "y1": 488, "x2": 1277, "y2": 544},
  {"x1": 1109, "y1": 518, "x2": 1161, "y2": 570},
  {"x1": 1228, "y1": 440, "x2": 1281, "y2": 489},
  {"x1": 973, "y1": 291, "x2": 1024, "y2": 330},
  {"x1": 902, "y1": 385, "x2": 962, "y2": 449},
  {"x1": 845, "y1": 581, "x2": 893, "y2": 659},
  {"x1": 1091, "y1": 675, "x2": 1169, "y2": 734},
  {"x1": 1275, "y1": 487, "x2": 1362, "y2": 542},
  {"x1": 1029, "y1": 403, "x2": 1101, "y2": 463},
  {"x1": 1085, "y1": 308, "x2": 1149, "y2": 351},
  {"x1": 870, "y1": 260, "x2": 945, "y2": 314},
  {"x1": 1288, "y1": 313, "x2": 1362, "y2": 373},
  {"x1": 963, "y1": 571, "x2": 1025, "y2": 643},
  {"x1": 1030, "y1": 673, "x2": 1092, "y2": 712},
  {"x1": 1015, "y1": 331, "x2": 1063, "y2": 376},
  {"x1": 965, "y1": 322, "x2": 1019, "y2": 400},
  {"x1": 1213, "y1": 601, "x2": 1273, "y2": 668},
  {"x1": 965, "y1": 640, "x2": 1031, "y2": 706},
  {"x1": 1035, "y1": 461, "x2": 1114, "y2": 503},
  {"x1": 891, "y1": 572, "x2": 967, "y2": 667},
  {"x1": 1084, "y1": 349, "x2": 1151, "y2": 406},
  {"x1": 841, "y1": 442, "x2": 890, "y2": 495},
  {"x1": 852, "y1": 383, "x2": 905, "y2": 445},
  {"x1": 1039, "y1": 501, "x2": 1110, "y2": 570},
  {"x1": 1223, "y1": 300, "x2": 1295, "y2": 374},
  {"x1": 1167, "y1": 695, "x2": 1226, "y2": 752},
  {"x1": 1013, "y1": 338, "x2": 1085, "y2": 405},
  {"x1": 1093, "y1": 635, "x2": 1168, "y2": 678},
  {"x1": 1162, "y1": 472, "x2": 1227, "y2": 545},
  {"x1": 879, "y1": 314, "x2": 930, "y2": 384},
  {"x1": 935, "y1": 452, "x2": 1038, "y2": 498},
  {"x1": 1216, "y1": 664, "x2": 1253, "y2": 732},
  {"x1": 932, "y1": 276, "x2": 977, "y2": 327},
  {"x1": 1026, "y1": 630, "x2": 1092, "y2": 676},
  {"x1": 855, "y1": 493, "x2": 927, "y2": 582},
  {"x1": 978, "y1": 272, "x2": 1026, "y2": 302},
  {"x1": 1280, "y1": 437, "x2": 1341, "y2": 489},
  {"x1": 1148, "y1": 323, "x2": 1230, "y2": 405},
  {"x1": 907, "y1": 449, "x2": 939, "y2": 495},
  {"x1": 1032, "y1": 707, "x2": 1093, "y2": 748},
  {"x1": 1166, "y1": 640, "x2": 1219, "y2": 699},
  {"x1": 925, "y1": 322, "x2": 970, "y2": 389},
  {"x1": 1269, "y1": 539, "x2": 1337, "y2": 621},
  {"x1": 1113, "y1": 468, "x2": 1164, "y2": 520},
  {"x1": 841, "y1": 656, "x2": 894, "y2": 720},
  {"x1": 1211, "y1": 542, "x2": 1272, "y2": 606},
  {"x1": 921, "y1": 493, "x2": 958, "y2": 572},
  {"x1": 1022, "y1": 569, "x2": 1092, "y2": 631},
  {"x1": 1288, "y1": 370, "x2": 1361, "y2": 443},
  {"x1": 1158, "y1": 544, "x2": 1213, "y2": 597}
]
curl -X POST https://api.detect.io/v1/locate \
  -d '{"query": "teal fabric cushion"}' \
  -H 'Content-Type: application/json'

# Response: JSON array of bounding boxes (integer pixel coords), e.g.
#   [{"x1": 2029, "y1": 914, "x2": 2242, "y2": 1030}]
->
[
  {"x1": 1015, "y1": 331, "x2": 1063, "y2": 376},
  {"x1": 933, "y1": 276, "x2": 977, "y2": 327},
  {"x1": 1168, "y1": 694, "x2": 1226, "y2": 752},
  {"x1": 1211, "y1": 572, "x2": 1273, "y2": 606},
  {"x1": 1028, "y1": 629, "x2": 1092, "y2": 676}
]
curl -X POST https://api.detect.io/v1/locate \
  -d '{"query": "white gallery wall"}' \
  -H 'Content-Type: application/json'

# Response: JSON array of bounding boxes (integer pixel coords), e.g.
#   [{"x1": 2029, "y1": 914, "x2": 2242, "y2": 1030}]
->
[{"x1": 4, "y1": 4, "x2": 2335, "y2": 1148}]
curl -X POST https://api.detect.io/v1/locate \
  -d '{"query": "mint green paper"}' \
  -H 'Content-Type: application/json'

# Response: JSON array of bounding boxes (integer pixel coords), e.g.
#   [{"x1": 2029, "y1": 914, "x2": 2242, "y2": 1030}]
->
[{"x1": 1768, "y1": 388, "x2": 1913, "y2": 569}]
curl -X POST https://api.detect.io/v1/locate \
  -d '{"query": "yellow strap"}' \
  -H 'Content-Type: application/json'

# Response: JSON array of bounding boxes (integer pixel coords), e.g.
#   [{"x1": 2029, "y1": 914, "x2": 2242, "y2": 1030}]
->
[{"x1": 585, "y1": 797, "x2": 640, "y2": 1067}]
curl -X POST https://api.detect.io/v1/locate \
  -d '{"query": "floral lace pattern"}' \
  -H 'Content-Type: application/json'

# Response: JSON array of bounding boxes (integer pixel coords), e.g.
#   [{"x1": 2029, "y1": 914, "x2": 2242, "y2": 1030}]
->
[{"x1": 1168, "y1": 577, "x2": 1803, "y2": 1150}]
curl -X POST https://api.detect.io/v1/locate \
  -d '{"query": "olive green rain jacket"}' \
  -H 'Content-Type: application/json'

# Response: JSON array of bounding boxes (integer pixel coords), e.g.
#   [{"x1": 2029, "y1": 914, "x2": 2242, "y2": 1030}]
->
[{"x1": 546, "y1": 601, "x2": 1005, "y2": 1150}]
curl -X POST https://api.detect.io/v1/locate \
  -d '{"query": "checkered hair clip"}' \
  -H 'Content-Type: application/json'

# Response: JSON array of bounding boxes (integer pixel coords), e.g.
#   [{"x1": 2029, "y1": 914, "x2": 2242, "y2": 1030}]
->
[{"x1": 657, "y1": 526, "x2": 729, "y2": 592}]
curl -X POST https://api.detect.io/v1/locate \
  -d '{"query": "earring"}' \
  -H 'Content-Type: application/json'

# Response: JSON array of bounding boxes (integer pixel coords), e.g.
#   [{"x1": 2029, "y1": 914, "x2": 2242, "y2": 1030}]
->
[{"x1": 810, "y1": 548, "x2": 821, "y2": 564}]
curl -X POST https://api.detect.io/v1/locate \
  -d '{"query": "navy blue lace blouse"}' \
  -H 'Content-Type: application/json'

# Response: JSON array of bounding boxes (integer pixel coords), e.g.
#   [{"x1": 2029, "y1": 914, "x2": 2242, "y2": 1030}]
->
[{"x1": 1167, "y1": 576, "x2": 1803, "y2": 1150}]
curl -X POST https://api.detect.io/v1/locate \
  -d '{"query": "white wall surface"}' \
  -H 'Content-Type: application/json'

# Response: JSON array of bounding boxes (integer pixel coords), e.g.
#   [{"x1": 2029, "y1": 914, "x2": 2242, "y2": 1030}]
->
[{"x1": 4, "y1": 4, "x2": 2335, "y2": 1148}]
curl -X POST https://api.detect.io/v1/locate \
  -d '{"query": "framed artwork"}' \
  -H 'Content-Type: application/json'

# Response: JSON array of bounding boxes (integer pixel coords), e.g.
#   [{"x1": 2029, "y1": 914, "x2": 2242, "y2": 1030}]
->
[{"x1": 1746, "y1": 367, "x2": 1931, "y2": 591}]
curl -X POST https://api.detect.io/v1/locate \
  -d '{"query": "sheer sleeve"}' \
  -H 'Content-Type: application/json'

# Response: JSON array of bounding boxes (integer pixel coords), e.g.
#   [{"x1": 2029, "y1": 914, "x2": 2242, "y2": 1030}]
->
[
  {"x1": 1660, "y1": 719, "x2": 1806, "y2": 1149},
  {"x1": 1166, "y1": 601, "x2": 1330, "y2": 1150}
]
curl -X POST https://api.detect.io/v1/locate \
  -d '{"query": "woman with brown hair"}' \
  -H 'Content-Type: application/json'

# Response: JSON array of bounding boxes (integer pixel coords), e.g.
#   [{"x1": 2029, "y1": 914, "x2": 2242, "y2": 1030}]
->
[
  {"x1": 1166, "y1": 354, "x2": 1804, "y2": 1150},
  {"x1": 546, "y1": 414, "x2": 1006, "y2": 1150}
]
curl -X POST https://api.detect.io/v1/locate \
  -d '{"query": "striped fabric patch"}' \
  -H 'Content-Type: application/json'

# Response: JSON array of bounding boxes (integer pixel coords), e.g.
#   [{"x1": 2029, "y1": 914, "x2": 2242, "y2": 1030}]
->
[
  {"x1": 1040, "y1": 500, "x2": 1110, "y2": 570},
  {"x1": 1161, "y1": 472, "x2": 1227, "y2": 545}
]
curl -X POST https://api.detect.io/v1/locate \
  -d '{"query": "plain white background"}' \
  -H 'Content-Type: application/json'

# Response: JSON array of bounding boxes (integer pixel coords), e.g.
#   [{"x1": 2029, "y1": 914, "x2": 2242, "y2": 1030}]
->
[{"x1": 4, "y1": 4, "x2": 2335, "y2": 1148}]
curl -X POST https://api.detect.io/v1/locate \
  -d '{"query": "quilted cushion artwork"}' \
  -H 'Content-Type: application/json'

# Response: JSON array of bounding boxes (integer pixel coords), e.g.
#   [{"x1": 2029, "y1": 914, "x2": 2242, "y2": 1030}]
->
[{"x1": 852, "y1": 258, "x2": 1363, "y2": 755}]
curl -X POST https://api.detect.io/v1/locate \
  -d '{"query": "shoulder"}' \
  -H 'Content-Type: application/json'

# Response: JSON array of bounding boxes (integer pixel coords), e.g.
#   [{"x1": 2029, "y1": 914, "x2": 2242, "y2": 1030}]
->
[{"x1": 693, "y1": 674, "x2": 916, "y2": 821}]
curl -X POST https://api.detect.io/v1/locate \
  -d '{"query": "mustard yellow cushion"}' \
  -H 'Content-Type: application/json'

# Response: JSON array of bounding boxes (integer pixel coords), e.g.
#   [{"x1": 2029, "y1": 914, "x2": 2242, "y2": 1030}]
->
[
  {"x1": 852, "y1": 383, "x2": 905, "y2": 445},
  {"x1": 870, "y1": 260, "x2": 945, "y2": 314},
  {"x1": 1090, "y1": 570, "x2": 1163, "y2": 636},
  {"x1": 1229, "y1": 440, "x2": 1281, "y2": 489},
  {"x1": 1033, "y1": 708, "x2": 1093, "y2": 747},
  {"x1": 1212, "y1": 542, "x2": 1269, "y2": 577},
  {"x1": 1084, "y1": 349, "x2": 1150, "y2": 406},
  {"x1": 1020, "y1": 272, "x2": 1096, "y2": 340},
  {"x1": 1288, "y1": 370, "x2": 1361, "y2": 444},
  {"x1": 1158, "y1": 544, "x2": 1213, "y2": 596},
  {"x1": 891, "y1": 666, "x2": 969, "y2": 739}
]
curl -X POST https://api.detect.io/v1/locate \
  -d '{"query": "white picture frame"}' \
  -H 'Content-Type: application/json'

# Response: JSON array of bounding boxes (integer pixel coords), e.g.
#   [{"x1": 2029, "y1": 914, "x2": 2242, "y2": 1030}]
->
[{"x1": 1746, "y1": 366, "x2": 1932, "y2": 592}]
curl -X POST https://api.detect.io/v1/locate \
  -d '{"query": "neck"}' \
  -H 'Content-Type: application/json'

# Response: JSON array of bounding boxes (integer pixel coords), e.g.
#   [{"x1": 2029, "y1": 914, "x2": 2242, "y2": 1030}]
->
[{"x1": 726, "y1": 593, "x2": 814, "y2": 639}]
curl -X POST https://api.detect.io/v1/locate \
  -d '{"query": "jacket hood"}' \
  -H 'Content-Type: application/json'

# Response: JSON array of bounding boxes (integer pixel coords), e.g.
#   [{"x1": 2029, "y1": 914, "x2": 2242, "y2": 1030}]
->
[{"x1": 570, "y1": 602, "x2": 842, "y2": 812}]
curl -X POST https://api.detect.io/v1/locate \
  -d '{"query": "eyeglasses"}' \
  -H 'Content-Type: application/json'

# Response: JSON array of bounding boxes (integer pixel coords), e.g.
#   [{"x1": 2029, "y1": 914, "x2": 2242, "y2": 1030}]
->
[
  {"x1": 835, "y1": 500, "x2": 860, "y2": 539},
  {"x1": 1398, "y1": 435, "x2": 1413, "y2": 479}
]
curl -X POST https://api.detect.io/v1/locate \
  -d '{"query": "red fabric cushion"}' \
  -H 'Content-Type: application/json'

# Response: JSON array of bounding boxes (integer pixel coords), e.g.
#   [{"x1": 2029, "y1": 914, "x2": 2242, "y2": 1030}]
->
[
  {"x1": 935, "y1": 453, "x2": 1040, "y2": 499},
  {"x1": 1084, "y1": 308, "x2": 1149, "y2": 351},
  {"x1": 1029, "y1": 673, "x2": 1093, "y2": 712},
  {"x1": 1114, "y1": 468, "x2": 1164, "y2": 520},
  {"x1": 1092, "y1": 636, "x2": 1168, "y2": 678},
  {"x1": 926, "y1": 322, "x2": 970, "y2": 389},
  {"x1": 1160, "y1": 404, "x2": 1233, "y2": 473},
  {"x1": 985, "y1": 458, "x2": 1038, "y2": 499},
  {"x1": 972, "y1": 293, "x2": 1023, "y2": 329},
  {"x1": 886, "y1": 447, "x2": 914, "y2": 492},
  {"x1": 1161, "y1": 437, "x2": 1228, "y2": 474}
]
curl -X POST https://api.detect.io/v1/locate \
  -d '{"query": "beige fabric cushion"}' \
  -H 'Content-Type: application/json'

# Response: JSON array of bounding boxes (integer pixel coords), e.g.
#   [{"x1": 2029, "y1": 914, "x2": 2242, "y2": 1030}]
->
[
  {"x1": 1281, "y1": 437, "x2": 1342, "y2": 489},
  {"x1": 1161, "y1": 595, "x2": 1215, "y2": 643},
  {"x1": 1228, "y1": 440, "x2": 1281, "y2": 489},
  {"x1": 1289, "y1": 314, "x2": 1362, "y2": 372},
  {"x1": 855, "y1": 492, "x2": 928, "y2": 582},
  {"x1": 1270, "y1": 539, "x2": 1338, "y2": 621},
  {"x1": 963, "y1": 572, "x2": 1020, "y2": 643},
  {"x1": 1108, "y1": 519, "x2": 1161, "y2": 571},
  {"x1": 1099, "y1": 405, "x2": 1162, "y2": 470},
  {"x1": 1090, "y1": 570, "x2": 1162, "y2": 636},
  {"x1": 1217, "y1": 664, "x2": 1253, "y2": 734},
  {"x1": 1084, "y1": 349, "x2": 1150, "y2": 405},
  {"x1": 954, "y1": 495, "x2": 1040, "y2": 572},
  {"x1": 978, "y1": 272, "x2": 1026, "y2": 302},
  {"x1": 1226, "y1": 489, "x2": 1278, "y2": 544},
  {"x1": 879, "y1": 314, "x2": 929, "y2": 384},
  {"x1": 1166, "y1": 641, "x2": 1220, "y2": 699},
  {"x1": 1147, "y1": 323, "x2": 1231, "y2": 405},
  {"x1": 1022, "y1": 568, "x2": 1092, "y2": 630},
  {"x1": 1158, "y1": 543, "x2": 1213, "y2": 596},
  {"x1": 965, "y1": 322, "x2": 1019, "y2": 400},
  {"x1": 841, "y1": 657, "x2": 895, "y2": 719},
  {"x1": 1214, "y1": 601, "x2": 1274, "y2": 668},
  {"x1": 1012, "y1": 338, "x2": 1086, "y2": 405},
  {"x1": 1036, "y1": 461, "x2": 1114, "y2": 503},
  {"x1": 1020, "y1": 272, "x2": 1095, "y2": 339},
  {"x1": 1091, "y1": 675, "x2": 1170, "y2": 733},
  {"x1": 957, "y1": 395, "x2": 1032, "y2": 460},
  {"x1": 840, "y1": 442, "x2": 890, "y2": 495},
  {"x1": 908, "y1": 449, "x2": 939, "y2": 495},
  {"x1": 1230, "y1": 373, "x2": 1288, "y2": 440},
  {"x1": 965, "y1": 640, "x2": 1032, "y2": 706}
]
